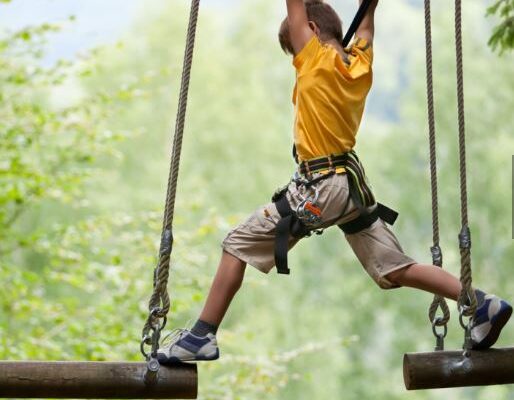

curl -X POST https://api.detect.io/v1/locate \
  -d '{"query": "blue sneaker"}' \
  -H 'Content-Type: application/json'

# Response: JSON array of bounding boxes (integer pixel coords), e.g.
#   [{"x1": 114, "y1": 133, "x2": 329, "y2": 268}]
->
[
  {"x1": 157, "y1": 329, "x2": 219, "y2": 364},
  {"x1": 470, "y1": 291, "x2": 512, "y2": 350}
]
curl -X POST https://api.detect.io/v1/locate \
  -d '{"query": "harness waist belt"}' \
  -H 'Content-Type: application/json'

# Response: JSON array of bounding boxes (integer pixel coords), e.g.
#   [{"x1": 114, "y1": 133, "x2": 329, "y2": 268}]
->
[{"x1": 299, "y1": 154, "x2": 349, "y2": 176}]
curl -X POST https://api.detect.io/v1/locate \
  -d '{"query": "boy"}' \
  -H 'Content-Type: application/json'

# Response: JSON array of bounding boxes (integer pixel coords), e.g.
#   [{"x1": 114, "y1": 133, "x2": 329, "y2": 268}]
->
[{"x1": 157, "y1": 0, "x2": 511, "y2": 363}]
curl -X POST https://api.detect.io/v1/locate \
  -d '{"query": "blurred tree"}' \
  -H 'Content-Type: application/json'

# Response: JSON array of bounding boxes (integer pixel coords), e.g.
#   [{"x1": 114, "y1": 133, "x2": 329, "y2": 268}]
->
[
  {"x1": 0, "y1": 18, "x2": 141, "y2": 361},
  {"x1": 488, "y1": 0, "x2": 514, "y2": 53}
]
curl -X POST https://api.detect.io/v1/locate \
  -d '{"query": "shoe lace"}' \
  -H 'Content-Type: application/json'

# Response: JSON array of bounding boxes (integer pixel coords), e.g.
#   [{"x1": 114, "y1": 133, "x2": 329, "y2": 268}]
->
[
  {"x1": 160, "y1": 319, "x2": 194, "y2": 348},
  {"x1": 160, "y1": 328, "x2": 187, "y2": 348}
]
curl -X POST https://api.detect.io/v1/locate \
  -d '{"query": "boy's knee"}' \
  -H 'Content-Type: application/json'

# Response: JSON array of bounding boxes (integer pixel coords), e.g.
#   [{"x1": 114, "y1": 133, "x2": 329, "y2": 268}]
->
[{"x1": 384, "y1": 265, "x2": 413, "y2": 286}]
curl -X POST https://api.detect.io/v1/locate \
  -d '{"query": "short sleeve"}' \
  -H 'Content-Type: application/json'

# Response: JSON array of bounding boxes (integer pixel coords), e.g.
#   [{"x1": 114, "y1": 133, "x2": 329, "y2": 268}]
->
[
  {"x1": 293, "y1": 36, "x2": 324, "y2": 73},
  {"x1": 350, "y1": 37, "x2": 373, "y2": 63},
  {"x1": 344, "y1": 37, "x2": 373, "y2": 78}
]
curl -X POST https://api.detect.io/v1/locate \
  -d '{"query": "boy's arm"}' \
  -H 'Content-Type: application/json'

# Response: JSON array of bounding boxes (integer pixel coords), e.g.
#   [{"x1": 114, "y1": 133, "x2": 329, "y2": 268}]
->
[
  {"x1": 286, "y1": 0, "x2": 315, "y2": 55},
  {"x1": 355, "y1": 0, "x2": 379, "y2": 45}
]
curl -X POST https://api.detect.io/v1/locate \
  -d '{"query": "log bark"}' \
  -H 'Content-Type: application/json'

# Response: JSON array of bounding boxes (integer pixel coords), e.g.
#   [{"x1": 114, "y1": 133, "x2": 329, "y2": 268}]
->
[
  {"x1": 404, "y1": 348, "x2": 514, "y2": 390},
  {"x1": 0, "y1": 361, "x2": 197, "y2": 398}
]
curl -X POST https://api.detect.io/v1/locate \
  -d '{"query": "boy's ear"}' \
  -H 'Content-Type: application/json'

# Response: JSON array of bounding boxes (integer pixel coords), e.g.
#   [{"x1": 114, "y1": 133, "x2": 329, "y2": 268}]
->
[{"x1": 308, "y1": 21, "x2": 321, "y2": 37}]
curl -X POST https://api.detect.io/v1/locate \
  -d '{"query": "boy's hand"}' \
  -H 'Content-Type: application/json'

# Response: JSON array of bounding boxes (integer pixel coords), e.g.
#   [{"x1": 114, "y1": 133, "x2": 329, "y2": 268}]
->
[
  {"x1": 286, "y1": 0, "x2": 315, "y2": 55},
  {"x1": 355, "y1": 0, "x2": 379, "y2": 45}
]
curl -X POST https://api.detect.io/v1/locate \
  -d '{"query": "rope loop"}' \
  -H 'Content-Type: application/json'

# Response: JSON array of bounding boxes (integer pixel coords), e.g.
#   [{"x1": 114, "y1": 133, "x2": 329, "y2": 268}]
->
[{"x1": 428, "y1": 294, "x2": 450, "y2": 350}]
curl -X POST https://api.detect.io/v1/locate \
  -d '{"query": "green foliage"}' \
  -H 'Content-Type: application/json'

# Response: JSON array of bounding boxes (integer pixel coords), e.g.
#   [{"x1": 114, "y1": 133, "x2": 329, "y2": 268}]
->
[
  {"x1": 0, "y1": 22, "x2": 133, "y2": 256},
  {"x1": 488, "y1": 0, "x2": 514, "y2": 53},
  {"x1": 0, "y1": 17, "x2": 141, "y2": 361}
]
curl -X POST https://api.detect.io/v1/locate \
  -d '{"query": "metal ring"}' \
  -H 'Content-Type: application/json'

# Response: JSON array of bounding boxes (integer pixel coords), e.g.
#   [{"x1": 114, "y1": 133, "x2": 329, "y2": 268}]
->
[
  {"x1": 459, "y1": 312, "x2": 472, "y2": 330},
  {"x1": 140, "y1": 336, "x2": 151, "y2": 359},
  {"x1": 432, "y1": 320, "x2": 448, "y2": 339},
  {"x1": 160, "y1": 316, "x2": 167, "y2": 332}
]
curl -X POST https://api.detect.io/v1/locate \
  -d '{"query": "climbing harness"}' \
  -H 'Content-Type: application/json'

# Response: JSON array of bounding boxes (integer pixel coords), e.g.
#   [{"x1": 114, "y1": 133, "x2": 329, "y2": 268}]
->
[
  {"x1": 272, "y1": 151, "x2": 398, "y2": 275},
  {"x1": 140, "y1": 0, "x2": 201, "y2": 382}
]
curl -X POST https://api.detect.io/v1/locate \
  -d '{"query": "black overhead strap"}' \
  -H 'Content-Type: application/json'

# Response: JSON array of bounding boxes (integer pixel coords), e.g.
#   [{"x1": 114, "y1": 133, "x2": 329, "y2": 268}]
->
[{"x1": 342, "y1": 0, "x2": 374, "y2": 47}]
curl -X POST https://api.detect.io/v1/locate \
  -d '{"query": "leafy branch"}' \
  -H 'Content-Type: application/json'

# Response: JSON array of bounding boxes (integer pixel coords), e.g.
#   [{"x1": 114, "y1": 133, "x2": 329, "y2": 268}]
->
[{"x1": 488, "y1": 0, "x2": 514, "y2": 53}]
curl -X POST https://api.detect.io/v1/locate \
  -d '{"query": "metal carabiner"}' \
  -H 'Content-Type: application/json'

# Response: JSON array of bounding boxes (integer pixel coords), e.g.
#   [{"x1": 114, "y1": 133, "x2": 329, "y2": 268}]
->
[{"x1": 296, "y1": 187, "x2": 322, "y2": 226}]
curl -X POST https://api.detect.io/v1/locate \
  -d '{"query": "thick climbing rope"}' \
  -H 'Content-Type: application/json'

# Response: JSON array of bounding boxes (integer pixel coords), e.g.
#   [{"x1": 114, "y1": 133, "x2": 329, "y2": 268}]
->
[
  {"x1": 141, "y1": 0, "x2": 201, "y2": 360},
  {"x1": 423, "y1": 0, "x2": 450, "y2": 351},
  {"x1": 453, "y1": 0, "x2": 477, "y2": 339}
]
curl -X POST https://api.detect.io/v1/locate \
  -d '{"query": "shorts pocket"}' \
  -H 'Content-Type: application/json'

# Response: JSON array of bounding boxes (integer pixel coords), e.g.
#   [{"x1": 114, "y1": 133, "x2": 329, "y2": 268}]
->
[{"x1": 247, "y1": 205, "x2": 279, "y2": 235}]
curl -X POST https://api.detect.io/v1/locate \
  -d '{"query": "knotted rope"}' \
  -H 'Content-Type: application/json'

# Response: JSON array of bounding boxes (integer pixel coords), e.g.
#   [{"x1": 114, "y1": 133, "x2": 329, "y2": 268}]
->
[
  {"x1": 423, "y1": 0, "x2": 450, "y2": 351},
  {"x1": 141, "y1": 0, "x2": 201, "y2": 359},
  {"x1": 453, "y1": 0, "x2": 477, "y2": 320}
]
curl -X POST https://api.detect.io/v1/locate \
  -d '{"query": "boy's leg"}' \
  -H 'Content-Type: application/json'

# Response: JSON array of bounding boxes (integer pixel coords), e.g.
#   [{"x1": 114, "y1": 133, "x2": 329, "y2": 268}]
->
[
  {"x1": 384, "y1": 263, "x2": 461, "y2": 300},
  {"x1": 386, "y1": 263, "x2": 512, "y2": 350},
  {"x1": 157, "y1": 197, "x2": 294, "y2": 364},
  {"x1": 345, "y1": 218, "x2": 512, "y2": 350},
  {"x1": 157, "y1": 251, "x2": 246, "y2": 363},
  {"x1": 198, "y1": 251, "x2": 247, "y2": 327}
]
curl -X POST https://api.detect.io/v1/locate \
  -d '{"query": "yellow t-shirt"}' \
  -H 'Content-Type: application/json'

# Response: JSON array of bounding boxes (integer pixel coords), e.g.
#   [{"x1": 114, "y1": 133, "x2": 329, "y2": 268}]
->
[{"x1": 292, "y1": 36, "x2": 373, "y2": 162}]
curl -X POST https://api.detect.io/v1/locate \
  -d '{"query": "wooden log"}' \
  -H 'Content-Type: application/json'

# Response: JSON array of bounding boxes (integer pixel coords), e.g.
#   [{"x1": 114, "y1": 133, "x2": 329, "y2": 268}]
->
[
  {"x1": 0, "y1": 361, "x2": 197, "y2": 399},
  {"x1": 404, "y1": 348, "x2": 514, "y2": 390}
]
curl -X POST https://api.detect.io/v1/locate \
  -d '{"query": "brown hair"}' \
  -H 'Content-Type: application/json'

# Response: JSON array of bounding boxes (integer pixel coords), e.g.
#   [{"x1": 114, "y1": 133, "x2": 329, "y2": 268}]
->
[{"x1": 278, "y1": 0, "x2": 343, "y2": 55}]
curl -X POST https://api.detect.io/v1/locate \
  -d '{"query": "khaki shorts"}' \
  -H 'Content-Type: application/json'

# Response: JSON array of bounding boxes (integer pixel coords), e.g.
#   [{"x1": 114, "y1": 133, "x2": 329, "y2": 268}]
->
[{"x1": 222, "y1": 172, "x2": 416, "y2": 289}]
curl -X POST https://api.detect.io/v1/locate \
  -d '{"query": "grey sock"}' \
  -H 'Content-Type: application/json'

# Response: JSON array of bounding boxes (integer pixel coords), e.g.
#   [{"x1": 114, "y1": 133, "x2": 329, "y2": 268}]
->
[{"x1": 191, "y1": 319, "x2": 218, "y2": 337}]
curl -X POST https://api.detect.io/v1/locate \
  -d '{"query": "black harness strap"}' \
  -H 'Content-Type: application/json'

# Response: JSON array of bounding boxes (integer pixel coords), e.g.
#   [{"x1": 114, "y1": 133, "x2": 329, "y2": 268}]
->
[
  {"x1": 339, "y1": 202, "x2": 398, "y2": 235},
  {"x1": 377, "y1": 202, "x2": 399, "y2": 225},
  {"x1": 274, "y1": 195, "x2": 311, "y2": 274},
  {"x1": 274, "y1": 197, "x2": 294, "y2": 275}
]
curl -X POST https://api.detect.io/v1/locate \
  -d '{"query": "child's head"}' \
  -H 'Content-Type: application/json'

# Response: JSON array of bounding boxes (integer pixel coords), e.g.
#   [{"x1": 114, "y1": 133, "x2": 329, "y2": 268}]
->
[{"x1": 279, "y1": 0, "x2": 343, "y2": 55}]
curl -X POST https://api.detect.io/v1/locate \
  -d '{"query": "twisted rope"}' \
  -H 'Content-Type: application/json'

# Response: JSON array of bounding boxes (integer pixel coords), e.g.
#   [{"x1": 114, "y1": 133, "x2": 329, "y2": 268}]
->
[
  {"x1": 141, "y1": 0, "x2": 201, "y2": 355},
  {"x1": 454, "y1": 0, "x2": 477, "y2": 317},
  {"x1": 424, "y1": 0, "x2": 450, "y2": 336}
]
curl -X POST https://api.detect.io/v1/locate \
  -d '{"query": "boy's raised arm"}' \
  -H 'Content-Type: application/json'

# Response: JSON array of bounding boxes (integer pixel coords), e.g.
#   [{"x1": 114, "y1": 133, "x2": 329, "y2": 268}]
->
[
  {"x1": 355, "y1": 0, "x2": 379, "y2": 45},
  {"x1": 286, "y1": 0, "x2": 315, "y2": 55}
]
